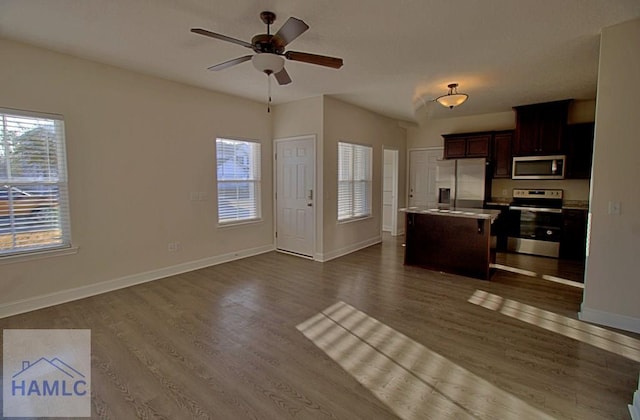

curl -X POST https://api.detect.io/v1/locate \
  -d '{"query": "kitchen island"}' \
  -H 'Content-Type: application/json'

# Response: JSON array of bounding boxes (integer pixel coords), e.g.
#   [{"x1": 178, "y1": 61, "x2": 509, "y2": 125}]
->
[{"x1": 402, "y1": 207, "x2": 501, "y2": 280}]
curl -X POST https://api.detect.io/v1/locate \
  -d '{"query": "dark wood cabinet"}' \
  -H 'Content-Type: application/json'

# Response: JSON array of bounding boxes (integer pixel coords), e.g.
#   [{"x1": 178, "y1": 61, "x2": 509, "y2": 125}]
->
[
  {"x1": 560, "y1": 209, "x2": 587, "y2": 261},
  {"x1": 513, "y1": 100, "x2": 570, "y2": 156},
  {"x1": 405, "y1": 212, "x2": 495, "y2": 280},
  {"x1": 466, "y1": 135, "x2": 491, "y2": 157},
  {"x1": 443, "y1": 137, "x2": 466, "y2": 158},
  {"x1": 564, "y1": 122, "x2": 594, "y2": 179},
  {"x1": 443, "y1": 132, "x2": 491, "y2": 159},
  {"x1": 484, "y1": 203, "x2": 509, "y2": 251},
  {"x1": 492, "y1": 131, "x2": 513, "y2": 178}
]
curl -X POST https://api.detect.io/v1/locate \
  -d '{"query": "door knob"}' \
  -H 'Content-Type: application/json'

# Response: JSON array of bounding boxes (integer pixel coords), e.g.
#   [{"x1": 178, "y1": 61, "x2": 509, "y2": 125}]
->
[{"x1": 307, "y1": 203, "x2": 313, "y2": 207}]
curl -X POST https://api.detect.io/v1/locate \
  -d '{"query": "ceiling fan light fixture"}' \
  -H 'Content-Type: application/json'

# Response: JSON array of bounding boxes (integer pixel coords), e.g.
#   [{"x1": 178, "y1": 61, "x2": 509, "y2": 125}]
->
[
  {"x1": 252, "y1": 53, "x2": 284, "y2": 74},
  {"x1": 436, "y1": 83, "x2": 469, "y2": 109}
]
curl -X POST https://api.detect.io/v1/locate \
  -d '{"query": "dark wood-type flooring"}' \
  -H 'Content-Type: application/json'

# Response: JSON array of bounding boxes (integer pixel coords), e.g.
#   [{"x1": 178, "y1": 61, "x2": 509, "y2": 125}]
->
[{"x1": 1, "y1": 235, "x2": 639, "y2": 419}]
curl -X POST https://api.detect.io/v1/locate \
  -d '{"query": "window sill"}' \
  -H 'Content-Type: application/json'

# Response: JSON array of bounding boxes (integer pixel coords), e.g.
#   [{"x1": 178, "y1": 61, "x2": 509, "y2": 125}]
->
[
  {"x1": 0, "y1": 246, "x2": 79, "y2": 265},
  {"x1": 337, "y1": 215, "x2": 373, "y2": 225},
  {"x1": 217, "y1": 218, "x2": 263, "y2": 229}
]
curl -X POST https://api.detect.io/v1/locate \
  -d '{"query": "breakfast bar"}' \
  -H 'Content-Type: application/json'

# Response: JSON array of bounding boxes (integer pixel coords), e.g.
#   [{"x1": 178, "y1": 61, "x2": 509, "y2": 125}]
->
[{"x1": 401, "y1": 207, "x2": 501, "y2": 280}]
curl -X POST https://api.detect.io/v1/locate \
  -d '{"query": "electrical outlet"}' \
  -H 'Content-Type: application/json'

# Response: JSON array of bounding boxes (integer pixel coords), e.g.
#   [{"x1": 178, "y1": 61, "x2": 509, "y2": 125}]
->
[
  {"x1": 502, "y1": 189, "x2": 508, "y2": 196},
  {"x1": 608, "y1": 201, "x2": 621, "y2": 215},
  {"x1": 190, "y1": 192, "x2": 208, "y2": 201},
  {"x1": 168, "y1": 242, "x2": 180, "y2": 252}
]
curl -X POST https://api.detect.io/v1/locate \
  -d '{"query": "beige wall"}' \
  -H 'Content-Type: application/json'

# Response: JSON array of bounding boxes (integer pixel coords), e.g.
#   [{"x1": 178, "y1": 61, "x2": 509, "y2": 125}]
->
[
  {"x1": 408, "y1": 100, "x2": 596, "y2": 149},
  {"x1": 272, "y1": 97, "x2": 324, "y2": 257},
  {"x1": 272, "y1": 97, "x2": 323, "y2": 139},
  {"x1": 407, "y1": 111, "x2": 515, "y2": 149},
  {"x1": 0, "y1": 38, "x2": 409, "y2": 314},
  {"x1": 491, "y1": 179, "x2": 590, "y2": 201},
  {"x1": 321, "y1": 97, "x2": 406, "y2": 260},
  {"x1": 581, "y1": 18, "x2": 640, "y2": 332},
  {"x1": 0, "y1": 39, "x2": 273, "y2": 310}
]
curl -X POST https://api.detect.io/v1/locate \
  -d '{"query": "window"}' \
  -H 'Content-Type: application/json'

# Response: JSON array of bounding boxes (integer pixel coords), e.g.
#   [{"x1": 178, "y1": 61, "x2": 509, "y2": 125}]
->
[
  {"x1": 216, "y1": 138, "x2": 261, "y2": 224},
  {"x1": 0, "y1": 108, "x2": 71, "y2": 257},
  {"x1": 338, "y1": 141, "x2": 372, "y2": 221}
]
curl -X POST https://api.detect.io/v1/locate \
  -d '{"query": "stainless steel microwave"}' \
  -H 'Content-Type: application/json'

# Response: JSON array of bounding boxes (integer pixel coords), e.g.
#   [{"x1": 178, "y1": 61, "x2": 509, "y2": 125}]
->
[{"x1": 512, "y1": 155, "x2": 565, "y2": 179}]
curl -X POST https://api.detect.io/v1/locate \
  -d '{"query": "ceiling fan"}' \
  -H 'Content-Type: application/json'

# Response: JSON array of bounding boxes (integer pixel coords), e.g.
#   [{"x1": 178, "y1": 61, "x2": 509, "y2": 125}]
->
[{"x1": 191, "y1": 11, "x2": 343, "y2": 86}]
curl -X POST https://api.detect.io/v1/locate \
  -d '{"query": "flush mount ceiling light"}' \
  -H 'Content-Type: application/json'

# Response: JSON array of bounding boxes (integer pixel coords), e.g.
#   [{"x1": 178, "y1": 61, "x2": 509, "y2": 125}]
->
[
  {"x1": 436, "y1": 83, "x2": 469, "y2": 109},
  {"x1": 251, "y1": 53, "x2": 285, "y2": 75},
  {"x1": 251, "y1": 53, "x2": 285, "y2": 113}
]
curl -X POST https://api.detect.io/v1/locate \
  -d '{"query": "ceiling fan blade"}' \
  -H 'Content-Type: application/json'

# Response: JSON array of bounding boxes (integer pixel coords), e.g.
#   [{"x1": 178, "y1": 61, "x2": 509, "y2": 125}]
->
[
  {"x1": 274, "y1": 68, "x2": 292, "y2": 85},
  {"x1": 207, "y1": 55, "x2": 253, "y2": 71},
  {"x1": 285, "y1": 51, "x2": 343, "y2": 69},
  {"x1": 191, "y1": 28, "x2": 253, "y2": 49},
  {"x1": 273, "y1": 17, "x2": 309, "y2": 47}
]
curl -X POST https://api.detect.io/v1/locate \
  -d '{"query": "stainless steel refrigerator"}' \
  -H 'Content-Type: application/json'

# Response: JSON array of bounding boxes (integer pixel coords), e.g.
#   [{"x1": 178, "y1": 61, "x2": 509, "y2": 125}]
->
[{"x1": 435, "y1": 158, "x2": 488, "y2": 209}]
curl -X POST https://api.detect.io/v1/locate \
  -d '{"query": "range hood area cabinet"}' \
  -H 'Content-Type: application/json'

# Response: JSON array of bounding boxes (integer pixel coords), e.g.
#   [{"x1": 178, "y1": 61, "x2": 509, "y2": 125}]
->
[{"x1": 513, "y1": 100, "x2": 571, "y2": 156}]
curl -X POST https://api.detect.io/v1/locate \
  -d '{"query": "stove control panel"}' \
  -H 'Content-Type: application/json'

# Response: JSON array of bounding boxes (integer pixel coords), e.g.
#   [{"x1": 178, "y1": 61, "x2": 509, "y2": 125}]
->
[{"x1": 512, "y1": 189, "x2": 563, "y2": 200}]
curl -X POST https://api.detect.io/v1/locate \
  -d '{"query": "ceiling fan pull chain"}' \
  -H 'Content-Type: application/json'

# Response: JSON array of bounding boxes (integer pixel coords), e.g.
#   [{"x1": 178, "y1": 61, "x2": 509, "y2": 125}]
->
[{"x1": 267, "y1": 74, "x2": 272, "y2": 113}]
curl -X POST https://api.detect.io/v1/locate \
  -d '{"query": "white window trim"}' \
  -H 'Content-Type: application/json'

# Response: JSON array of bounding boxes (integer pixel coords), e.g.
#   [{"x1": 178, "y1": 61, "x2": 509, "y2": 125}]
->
[
  {"x1": 0, "y1": 245, "x2": 78, "y2": 265},
  {"x1": 215, "y1": 137, "x2": 262, "y2": 226},
  {"x1": 337, "y1": 141, "x2": 373, "y2": 223},
  {"x1": 0, "y1": 107, "x2": 73, "y2": 257}
]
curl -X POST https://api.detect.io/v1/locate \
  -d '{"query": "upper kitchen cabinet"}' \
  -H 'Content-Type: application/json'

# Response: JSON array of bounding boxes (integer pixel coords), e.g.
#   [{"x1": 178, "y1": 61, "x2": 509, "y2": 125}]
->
[
  {"x1": 513, "y1": 100, "x2": 571, "y2": 156},
  {"x1": 492, "y1": 130, "x2": 513, "y2": 178},
  {"x1": 564, "y1": 122, "x2": 595, "y2": 179},
  {"x1": 443, "y1": 132, "x2": 491, "y2": 159}
]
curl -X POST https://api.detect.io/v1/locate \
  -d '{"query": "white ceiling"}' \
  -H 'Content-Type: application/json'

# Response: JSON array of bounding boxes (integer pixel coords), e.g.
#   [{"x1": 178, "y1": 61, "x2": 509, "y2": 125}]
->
[{"x1": 1, "y1": 1, "x2": 639, "y2": 122}]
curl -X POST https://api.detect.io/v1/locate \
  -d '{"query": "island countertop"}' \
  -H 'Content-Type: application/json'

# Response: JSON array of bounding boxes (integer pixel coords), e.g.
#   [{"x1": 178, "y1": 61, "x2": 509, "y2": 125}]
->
[{"x1": 400, "y1": 207, "x2": 501, "y2": 221}]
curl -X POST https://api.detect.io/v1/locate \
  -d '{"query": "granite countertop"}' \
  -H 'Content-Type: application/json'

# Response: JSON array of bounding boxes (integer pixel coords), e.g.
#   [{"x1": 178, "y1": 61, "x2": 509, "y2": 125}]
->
[
  {"x1": 487, "y1": 198, "x2": 512, "y2": 206},
  {"x1": 488, "y1": 197, "x2": 589, "y2": 210},
  {"x1": 400, "y1": 207, "x2": 501, "y2": 221},
  {"x1": 562, "y1": 200, "x2": 589, "y2": 210}
]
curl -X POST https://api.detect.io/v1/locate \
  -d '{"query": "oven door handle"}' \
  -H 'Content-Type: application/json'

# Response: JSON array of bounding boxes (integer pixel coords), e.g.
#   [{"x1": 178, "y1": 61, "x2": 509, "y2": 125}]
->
[{"x1": 509, "y1": 206, "x2": 563, "y2": 214}]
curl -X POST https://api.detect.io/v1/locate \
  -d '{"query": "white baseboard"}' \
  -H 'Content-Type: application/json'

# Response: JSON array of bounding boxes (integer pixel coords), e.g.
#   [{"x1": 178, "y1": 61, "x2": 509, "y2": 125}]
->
[
  {"x1": 317, "y1": 236, "x2": 381, "y2": 262},
  {"x1": 0, "y1": 244, "x2": 275, "y2": 319},
  {"x1": 579, "y1": 306, "x2": 640, "y2": 334}
]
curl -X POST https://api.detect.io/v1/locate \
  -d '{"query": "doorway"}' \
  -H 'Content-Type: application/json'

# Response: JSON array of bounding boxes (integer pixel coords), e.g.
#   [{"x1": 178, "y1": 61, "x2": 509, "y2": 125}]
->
[
  {"x1": 275, "y1": 136, "x2": 316, "y2": 258},
  {"x1": 408, "y1": 147, "x2": 443, "y2": 209},
  {"x1": 382, "y1": 148, "x2": 399, "y2": 236}
]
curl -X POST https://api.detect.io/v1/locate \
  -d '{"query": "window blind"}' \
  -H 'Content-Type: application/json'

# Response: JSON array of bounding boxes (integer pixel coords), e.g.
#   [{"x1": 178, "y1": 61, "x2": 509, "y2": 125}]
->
[
  {"x1": 0, "y1": 108, "x2": 71, "y2": 256},
  {"x1": 216, "y1": 138, "x2": 261, "y2": 224},
  {"x1": 338, "y1": 141, "x2": 372, "y2": 221}
]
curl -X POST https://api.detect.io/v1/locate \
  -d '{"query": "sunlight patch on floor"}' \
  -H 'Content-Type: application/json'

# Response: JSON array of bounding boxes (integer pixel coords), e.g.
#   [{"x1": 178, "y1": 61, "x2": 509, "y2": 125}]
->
[
  {"x1": 540, "y1": 274, "x2": 584, "y2": 288},
  {"x1": 297, "y1": 301, "x2": 554, "y2": 420},
  {"x1": 491, "y1": 263, "x2": 537, "y2": 278},
  {"x1": 468, "y1": 290, "x2": 640, "y2": 362},
  {"x1": 491, "y1": 263, "x2": 584, "y2": 288}
]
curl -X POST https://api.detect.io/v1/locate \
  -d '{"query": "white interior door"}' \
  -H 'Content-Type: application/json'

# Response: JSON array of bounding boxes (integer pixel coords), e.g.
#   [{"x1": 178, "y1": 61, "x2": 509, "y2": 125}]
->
[
  {"x1": 383, "y1": 149, "x2": 399, "y2": 235},
  {"x1": 409, "y1": 148, "x2": 442, "y2": 208},
  {"x1": 275, "y1": 136, "x2": 315, "y2": 257},
  {"x1": 383, "y1": 150, "x2": 394, "y2": 232}
]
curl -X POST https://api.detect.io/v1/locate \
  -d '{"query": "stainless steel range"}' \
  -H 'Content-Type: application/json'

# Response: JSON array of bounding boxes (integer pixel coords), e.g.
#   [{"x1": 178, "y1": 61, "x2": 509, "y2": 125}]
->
[{"x1": 507, "y1": 189, "x2": 563, "y2": 258}]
